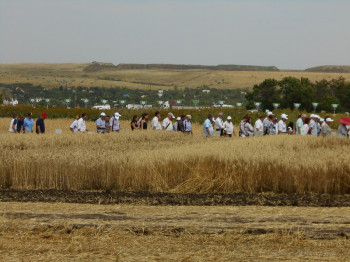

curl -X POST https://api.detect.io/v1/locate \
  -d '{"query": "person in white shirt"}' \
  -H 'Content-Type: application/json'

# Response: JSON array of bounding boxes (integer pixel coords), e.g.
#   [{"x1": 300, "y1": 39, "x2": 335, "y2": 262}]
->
[
  {"x1": 8, "y1": 114, "x2": 18, "y2": 133},
  {"x1": 223, "y1": 116, "x2": 235, "y2": 137},
  {"x1": 163, "y1": 113, "x2": 175, "y2": 131},
  {"x1": 321, "y1": 118, "x2": 333, "y2": 137},
  {"x1": 278, "y1": 114, "x2": 288, "y2": 134},
  {"x1": 3, "y1": 98, "x2": 9, "y2": 105},
  {"x1": 70, "y1": 115, "x2": 80, "y2": 132},
  {"x1": 309, "y1": 114, "x2": 318, "y2": 136},
  {"x1": 214, "y1": 112, "x2": 224, "y2": 136},
  {"x1": 264, "y1": 111, "x2": 273, "y2": 121},
  {"x1": 77, "y1": 113, "x2": 88, "y2": 132},
  {"x1": 151, "y1": 111, "x2": 161, "y2": 130},
  {"x1": 295, "y1": 114, "x2": 306, "y2": 135},
  {"x1": 254, "y1": 115, "x2": 264, "y2": 136},
  {"x1": 11, "y1": 98, "x2": 18, "y2": 106},
  {"x1": 301, "y1": 117, "x2": 311, "y2": 135}
]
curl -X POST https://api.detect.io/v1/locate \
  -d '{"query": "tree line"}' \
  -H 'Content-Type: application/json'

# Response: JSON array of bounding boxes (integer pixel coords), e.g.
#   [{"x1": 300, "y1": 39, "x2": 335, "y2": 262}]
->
[{"x1": 245, "y1": 77, "x2": 350, "y2": 112}]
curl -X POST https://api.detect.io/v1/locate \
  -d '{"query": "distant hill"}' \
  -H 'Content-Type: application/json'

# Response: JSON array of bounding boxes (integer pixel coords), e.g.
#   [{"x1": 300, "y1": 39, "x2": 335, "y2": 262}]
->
[
  {"x1": 83, "y1": 62, "x2": 117, "y2": 72},
  {"x1": 83, "y1": 62, "x2": 279, "y2": 72},
  {"x1": 115, "y1": 63, "x2": 279, "y2": 71},
  {"x1": 305, "y1": 65, "x2": 350, "y2": 73}
]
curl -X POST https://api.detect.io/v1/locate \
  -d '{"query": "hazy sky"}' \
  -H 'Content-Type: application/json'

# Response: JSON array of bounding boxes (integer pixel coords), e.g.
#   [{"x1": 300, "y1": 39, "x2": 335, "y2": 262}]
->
[{"x1": 1, "y1": 0, "x2": 349, "y2": 69}]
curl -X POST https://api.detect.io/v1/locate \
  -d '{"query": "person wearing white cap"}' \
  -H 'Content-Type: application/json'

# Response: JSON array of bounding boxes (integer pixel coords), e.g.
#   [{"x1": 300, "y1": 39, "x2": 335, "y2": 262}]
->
[
  {"x1": 264, "y1": 111, "x2": 273, "y2": 121},
  {"x1": 96, "y1": 112, "x2": 107, "y2": 133},
  {"x1": 184, "y1": 115, "x2": 193, "y2": 135},
  {"x1": 309, "y1": 114, "x2": 318, "y2": 136},
  {"x1": 254, "y1": 115, "x2": 264, "y2": 136},
  {"x1": 223, "y1": 116, "x2": 235, "y2": 137},
  {"x1": 321, "y1": 118, "x2": 333, "y2": 137},
  {"x1": 109, "y1": 112, "x2": 121, "y2": 132},
  {"x1": 163, "y1": 112, "x2": 175, "y2": 131},
  {"x1": 318, "y1": 117, "x2": 325, "y2": 136},
  {"x1": 214, "y1": 112, "x2": 225, "y2": 137},
  {"x1": 173, "y1": 117, "x2": 181, "y2": 131},
  {"x1": 277, "y1": 114, "x2": 288, "y2": 134}
]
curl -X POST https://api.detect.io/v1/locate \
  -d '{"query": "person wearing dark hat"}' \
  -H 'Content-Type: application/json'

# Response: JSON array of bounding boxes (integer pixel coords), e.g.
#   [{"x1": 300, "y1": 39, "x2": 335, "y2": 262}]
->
[
  {"x1": 36, "y1": 113, "x2": 47, "y2": 134},
  {"x1": 23, "y1": 112, "x2": 34, "y2": 133}
]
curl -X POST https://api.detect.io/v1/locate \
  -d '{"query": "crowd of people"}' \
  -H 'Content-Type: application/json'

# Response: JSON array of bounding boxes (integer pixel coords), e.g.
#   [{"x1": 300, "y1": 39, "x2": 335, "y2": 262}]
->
[
  {"x1": 201, "y1": 111, "x2": 349, "y2": 138},
  {"x1": 3, "y1": 98, "x2": 19, "y2": 106},
  {"x1": 7, "y1": 110, "x2": 350, "y2": 138},
  {"x1": 66, "y1": 111, "x2": 194, "y2": 134},
  {"x1": 8, "y1": 112, "x2": 47, "y2": 134}
]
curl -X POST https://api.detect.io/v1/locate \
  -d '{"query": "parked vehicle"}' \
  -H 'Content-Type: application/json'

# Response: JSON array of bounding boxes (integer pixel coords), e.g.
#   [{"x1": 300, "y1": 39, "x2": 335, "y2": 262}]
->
[{"x1": 92, "y1": 105, "x2": 111, "y2": 110}]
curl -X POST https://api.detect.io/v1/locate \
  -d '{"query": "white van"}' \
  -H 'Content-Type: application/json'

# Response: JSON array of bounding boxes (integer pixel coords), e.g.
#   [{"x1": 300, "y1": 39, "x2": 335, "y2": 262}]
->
[{"x1": 92, "y1": 105, "x2": 111, "y2": 110}]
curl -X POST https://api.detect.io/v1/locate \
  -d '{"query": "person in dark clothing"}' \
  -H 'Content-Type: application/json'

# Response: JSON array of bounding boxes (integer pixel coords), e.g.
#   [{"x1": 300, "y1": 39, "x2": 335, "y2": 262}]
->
[
  {"x1": 16, "y1": 116, "x2": 25, "y2": 133},
  {"x1": 36, "y1": 113, "x2": 47, "y2": 134},
  {"x1": 131, "y1": 115, "x2": 139, "y2": 131},
  {"x1": 140, "y1": 113, "x2": 149, "y2": 130},
  {"x1": 178, "y1": 115, "x2": 186, "y2": 132}
]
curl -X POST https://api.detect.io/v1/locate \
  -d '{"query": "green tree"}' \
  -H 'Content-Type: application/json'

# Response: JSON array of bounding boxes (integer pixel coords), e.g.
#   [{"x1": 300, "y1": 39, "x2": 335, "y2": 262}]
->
[
  {"x1": 245, "y1": 78, "x2": 279, "y2": 110},
  {"x1": 278, "y1": 77, "x2": 315, "y2": 111}
]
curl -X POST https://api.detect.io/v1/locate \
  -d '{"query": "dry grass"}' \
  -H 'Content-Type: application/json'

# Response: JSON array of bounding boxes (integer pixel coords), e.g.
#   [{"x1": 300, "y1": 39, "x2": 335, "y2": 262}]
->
[
  {"x1": 1, "y1": 63, "x2": 350, "y2": 90},
  {"x1": 1, "y1": 202, "x2": 350, "y2": 261},
  {"x1": 1, "y1": 118, "x2": 349, "y2": 194}
]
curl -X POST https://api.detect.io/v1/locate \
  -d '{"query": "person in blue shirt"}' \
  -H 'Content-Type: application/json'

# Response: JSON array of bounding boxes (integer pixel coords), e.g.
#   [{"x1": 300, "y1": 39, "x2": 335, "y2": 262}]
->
[
  {"x1": 23, "y1": 113, "x2": 34, "y2": 133},
  {"x1": 96, "y1": 112, "x2": 107, "y2": 133},
  {"x1": 36, "y1": 113, "x2": 47, "y2": 134},
  {"x1": 203, "y1": 114, "x2": 214, "y2": 137}
]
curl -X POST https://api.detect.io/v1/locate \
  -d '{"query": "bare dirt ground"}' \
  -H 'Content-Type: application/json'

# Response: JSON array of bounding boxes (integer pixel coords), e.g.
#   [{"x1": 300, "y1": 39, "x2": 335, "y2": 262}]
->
[
  {"x1": 2, "y1": 189, "x2": 350, "y2": 206},
  {"x1": 1, "y1": 202, "x2": 350, "y2": 261}
]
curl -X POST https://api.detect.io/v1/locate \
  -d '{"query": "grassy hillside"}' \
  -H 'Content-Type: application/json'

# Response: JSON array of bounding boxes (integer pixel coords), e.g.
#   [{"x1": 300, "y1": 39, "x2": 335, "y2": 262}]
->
[
  {"x1": 305, "y1": 65, "x2": 350, "y2": 73},
  {"x1": 1, "y1": 63, "x2": 350, "y2": 90}
]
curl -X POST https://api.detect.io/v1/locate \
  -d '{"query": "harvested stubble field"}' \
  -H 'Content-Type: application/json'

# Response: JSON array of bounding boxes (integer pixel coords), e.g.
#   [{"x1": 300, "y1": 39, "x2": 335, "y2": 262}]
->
[
  {"x1": 1, "y1": 118, "x2": 350, "y2": 261},
  {"x1": 1, "y1": 202, "x2": 350, "y2": 261}
]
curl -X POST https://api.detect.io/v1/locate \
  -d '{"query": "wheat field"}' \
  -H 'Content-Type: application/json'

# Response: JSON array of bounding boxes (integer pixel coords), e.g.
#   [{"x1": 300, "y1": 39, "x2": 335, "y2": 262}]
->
[
  {"x1": 1, "y1": 63, "x2": 350, "y2": 90},
  {"x1": 1, "y1": 118, "x2": 349, "y2": 194}
]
